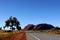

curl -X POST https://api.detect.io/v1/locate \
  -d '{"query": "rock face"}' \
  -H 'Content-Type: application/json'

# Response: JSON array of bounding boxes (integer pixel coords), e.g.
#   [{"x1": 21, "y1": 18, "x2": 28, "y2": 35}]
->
[
  {"x1": 23, "y1": 23, "x2": 54, "y2": 30},
  {"x1": 34, "y1": 23, "x2": 54, "y2": 30},
  {"x1": 23, "y1": 24, "x2": 35, "y2": 30}
]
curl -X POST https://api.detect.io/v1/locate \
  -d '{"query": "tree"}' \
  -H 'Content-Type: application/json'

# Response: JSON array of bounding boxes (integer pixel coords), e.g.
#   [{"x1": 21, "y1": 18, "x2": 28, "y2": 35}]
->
[
  {"x1": 13, "y1": 17, "x2": 21, "y2": 30},
  {"x1": 55, "y1": 27, "x2": 60, "y2": 30},
  {"x1": 16, "y1": 26, "x2": 21, "y2": 30},
  {"x1": 4, "y1": 16, "x2": 21, "y2": 31},
  {"x1": 0, "y1": 27, "x2": 2, "y2": 30}
]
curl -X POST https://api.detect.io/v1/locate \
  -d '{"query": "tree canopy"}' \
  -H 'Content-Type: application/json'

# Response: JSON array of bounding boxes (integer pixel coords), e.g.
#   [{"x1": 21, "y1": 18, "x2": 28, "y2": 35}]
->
[{"x1": 4, "y1": 16, "x2": 21, "y2": 31}]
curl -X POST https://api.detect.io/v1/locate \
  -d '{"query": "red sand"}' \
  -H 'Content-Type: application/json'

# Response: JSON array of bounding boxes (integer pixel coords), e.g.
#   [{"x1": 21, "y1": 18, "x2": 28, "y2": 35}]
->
[{"x1": 1, "y1": 32, "x2": 26, "y2": 40}]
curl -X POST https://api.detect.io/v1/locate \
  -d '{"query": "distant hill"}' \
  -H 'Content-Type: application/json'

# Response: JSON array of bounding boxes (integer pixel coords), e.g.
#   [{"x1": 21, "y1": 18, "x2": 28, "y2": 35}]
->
[
  {"x1": 23, "y1": 24, "x2": 35, "y2": 30},
  {"x1": 23, "y1": 23, "x2": 54, "y2": 30}
]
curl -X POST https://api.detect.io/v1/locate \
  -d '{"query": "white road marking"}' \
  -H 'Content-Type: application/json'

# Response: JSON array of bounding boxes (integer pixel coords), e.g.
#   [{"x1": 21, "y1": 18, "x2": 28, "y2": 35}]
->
[{"x1": 29, "y1": 33, "x2": 40, "y2": 40}]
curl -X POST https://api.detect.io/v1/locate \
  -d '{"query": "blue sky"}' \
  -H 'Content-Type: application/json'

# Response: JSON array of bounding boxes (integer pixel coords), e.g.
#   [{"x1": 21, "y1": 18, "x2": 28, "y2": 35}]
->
[{"x1": 0, "y1": 0, "x2": 60, "y2": 29}]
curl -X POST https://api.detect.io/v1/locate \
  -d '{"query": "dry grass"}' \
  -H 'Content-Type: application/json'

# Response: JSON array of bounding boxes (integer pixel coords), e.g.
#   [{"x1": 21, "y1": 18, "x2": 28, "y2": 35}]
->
[
  {"x1": 39, "y1": 30, "x2": 60, "y2": 34},
  {"x1": 48, "y1": 30, "x2": 60, "y2": 34},
  {"x1": 32, "y1": 29, "x2": 60, "y2": 34},
  {"x1": 0, "y1": 30, "x2": 26, "y2": 40}
]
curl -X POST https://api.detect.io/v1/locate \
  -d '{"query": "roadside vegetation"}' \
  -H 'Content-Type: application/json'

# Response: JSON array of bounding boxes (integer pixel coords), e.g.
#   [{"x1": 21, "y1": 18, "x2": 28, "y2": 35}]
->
[
  {"x1": 0, "y1": 16, "x2": 22, "y2": 40},
  {"x1": 32, "y1": 28, "x2": 60, "y2": 35}
]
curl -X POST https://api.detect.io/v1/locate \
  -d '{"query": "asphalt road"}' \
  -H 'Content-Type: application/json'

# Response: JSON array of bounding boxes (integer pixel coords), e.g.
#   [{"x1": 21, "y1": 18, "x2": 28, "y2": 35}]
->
[{"x1": 26, "y1": 31, "x2": 60, "y2": 40}]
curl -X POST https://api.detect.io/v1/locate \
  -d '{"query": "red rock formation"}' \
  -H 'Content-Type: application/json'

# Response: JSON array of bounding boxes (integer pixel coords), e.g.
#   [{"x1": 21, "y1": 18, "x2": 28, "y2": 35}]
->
[
  {"x1": 34, "y1": 23, "x2": 54, "y2": 30},
  {"x1": 23, "y1": 24, "x2": 35, "y2": 30},
  {"x1": 23, "y1": 23, "x2": 54, "y2": 30},
  {"x1": 34, "y1": 24, "x2": 41, "y2": 29}
]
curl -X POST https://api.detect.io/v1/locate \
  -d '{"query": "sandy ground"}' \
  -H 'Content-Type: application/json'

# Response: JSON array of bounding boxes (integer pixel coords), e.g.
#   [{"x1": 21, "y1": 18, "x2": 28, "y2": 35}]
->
[{"x1": 0, "y1": 32, "x2": 26, "y2": 40}]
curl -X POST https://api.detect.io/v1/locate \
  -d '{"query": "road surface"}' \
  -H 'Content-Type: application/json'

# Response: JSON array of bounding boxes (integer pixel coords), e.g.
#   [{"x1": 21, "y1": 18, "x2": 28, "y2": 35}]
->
[{"x1": 26, "y1": 31, "x2": 60, "y2": 40}]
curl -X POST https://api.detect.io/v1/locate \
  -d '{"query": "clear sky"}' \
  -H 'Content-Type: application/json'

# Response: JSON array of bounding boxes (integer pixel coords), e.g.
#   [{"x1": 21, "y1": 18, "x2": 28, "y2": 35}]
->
[{"x1": 0, "y1": 0, "x2": 60, "y2": 29}]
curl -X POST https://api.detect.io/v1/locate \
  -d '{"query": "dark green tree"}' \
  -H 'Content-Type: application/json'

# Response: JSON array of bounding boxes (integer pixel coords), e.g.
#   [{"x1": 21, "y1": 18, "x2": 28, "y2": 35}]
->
[
  {"x1": 13, "y1": 17, "x2": 21, "y2": 30},
  {"x1": 55, "y1": 27, "x2": 60, "y2": 30},
  {"x1": 0, "y1": 27, "x2": 2, "y2": 30},
  {"x1": 4, "y1": 16, "x2": 21, "y2": 31}
]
